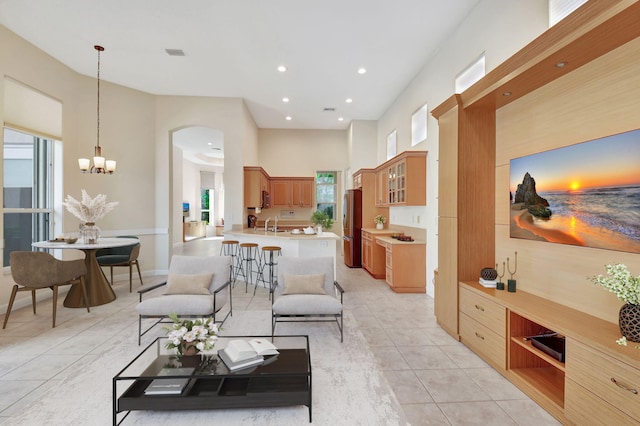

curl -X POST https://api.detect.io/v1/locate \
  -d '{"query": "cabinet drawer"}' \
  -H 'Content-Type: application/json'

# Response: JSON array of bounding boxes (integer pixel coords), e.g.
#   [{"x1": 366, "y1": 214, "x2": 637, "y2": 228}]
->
[
  {"x1": 565, "y1": 378, "x2": 637, "y2": 425},
  {"x1": 566, "y1": 338, "x2": 640, "y2": 421},
  {"x1": 459, "y1": 286, "x2": 506, "y2": 337},
  {"x1": 459, "y1": 312, "x2": 506, "y2": 369}
]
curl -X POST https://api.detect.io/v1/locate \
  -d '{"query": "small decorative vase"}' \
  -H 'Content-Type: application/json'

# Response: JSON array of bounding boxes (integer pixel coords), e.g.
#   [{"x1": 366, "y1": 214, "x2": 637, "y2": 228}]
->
[
  {"x1": 80, "y1": 222, "x2": 100, "y2": 244},
  {"x1": 376, "y1": 223, "x2": 384, "y2": 230},
  {"x1": 619, "y1": 303, "x2": 640, "y2": 343},
  {"x1": 181, "y1": 341, "x2": 199, "y2": 356},
  {"x1": 316, "y1": 225, "x2": 323, "y2": 235}
]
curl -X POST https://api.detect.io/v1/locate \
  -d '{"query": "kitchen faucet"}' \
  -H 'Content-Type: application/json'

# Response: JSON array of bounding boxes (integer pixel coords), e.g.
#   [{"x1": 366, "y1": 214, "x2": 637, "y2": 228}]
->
[
  {"x1": 264, "y1": 217, "x2": 271, "y2": 232},
  {"x1": 274, "y1": 216, "x2": 278, "y2": 232}
]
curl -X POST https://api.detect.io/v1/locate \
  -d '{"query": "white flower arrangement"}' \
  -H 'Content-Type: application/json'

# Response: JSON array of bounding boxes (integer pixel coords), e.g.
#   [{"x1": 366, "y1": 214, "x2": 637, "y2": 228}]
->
[
  {"x1": 63, "y1": 189, "x2": 119, "y2": 223},
  {"x1": 164, "y1": 313, "x2": 219, "y2": 355},
  {"x1": 589, "y1": 263, "x2": 640, "y2": 305},
  {"x1": 374, "y1": 215, "x2": 386, "y2": 224},
  {"x1": 589, "y1": 263, "x2": 640, "y2": 349}
]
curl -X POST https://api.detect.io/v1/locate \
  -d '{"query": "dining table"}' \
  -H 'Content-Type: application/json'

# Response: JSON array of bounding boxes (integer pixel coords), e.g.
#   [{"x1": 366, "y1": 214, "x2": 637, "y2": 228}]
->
[{"x1": 32, "y1": 237, "x2": 139, "y2": 308}]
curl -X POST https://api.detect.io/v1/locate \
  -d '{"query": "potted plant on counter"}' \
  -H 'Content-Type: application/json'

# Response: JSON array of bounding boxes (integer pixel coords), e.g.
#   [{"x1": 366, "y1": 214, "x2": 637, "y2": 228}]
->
[
  {"x1": 311, "y1": 210, "x2": 333, "y2": 235},
  {"x1": 374, "y1": 215, "x2": 386, "y2": 230}
]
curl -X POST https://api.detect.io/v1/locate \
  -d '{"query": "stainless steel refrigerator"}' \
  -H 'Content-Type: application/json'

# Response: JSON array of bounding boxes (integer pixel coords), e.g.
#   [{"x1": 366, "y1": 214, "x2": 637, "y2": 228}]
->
[{"x1": 343, "y1": 189, "x2": 362, "y2": 267}]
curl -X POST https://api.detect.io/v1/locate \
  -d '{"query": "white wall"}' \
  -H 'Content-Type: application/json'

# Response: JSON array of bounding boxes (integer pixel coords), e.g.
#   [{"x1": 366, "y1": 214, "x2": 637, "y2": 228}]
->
[{"x1": 375, "y1": 0, "x2": 549, "y2": 296}]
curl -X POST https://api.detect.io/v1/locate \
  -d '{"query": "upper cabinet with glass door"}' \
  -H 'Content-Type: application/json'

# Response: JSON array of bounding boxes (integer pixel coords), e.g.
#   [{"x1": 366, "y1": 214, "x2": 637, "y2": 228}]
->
[{"x1": 375, "y1": 151, "x2": 426, "y2": 206}]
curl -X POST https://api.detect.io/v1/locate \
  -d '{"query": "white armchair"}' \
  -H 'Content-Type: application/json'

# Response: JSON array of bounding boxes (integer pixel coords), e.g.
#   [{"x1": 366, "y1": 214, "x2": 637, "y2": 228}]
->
[
  {"x1": 136, "y1": 255, "x2": 232, "y2": 344},
  {"x1": 271, "y1": 256, "x2": 344, "y2": 342}
]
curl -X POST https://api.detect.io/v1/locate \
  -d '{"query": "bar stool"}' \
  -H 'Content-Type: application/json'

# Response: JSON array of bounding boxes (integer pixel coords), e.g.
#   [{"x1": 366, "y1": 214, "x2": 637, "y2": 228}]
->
[
  {"x1": 257, "y1": 246, "x2": 282, "y2": 297},
  {"x1": 219, "y1": 240, "x2": 240, "y2": 283},
  {"x1": 237, "y1": 243, "x2": 260, "y2": 292}
]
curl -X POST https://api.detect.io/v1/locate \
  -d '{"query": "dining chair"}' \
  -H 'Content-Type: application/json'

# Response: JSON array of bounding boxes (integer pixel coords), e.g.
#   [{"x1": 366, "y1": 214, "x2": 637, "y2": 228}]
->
[
  {"x1": 3, "y1": 251, "x2": 90, "y2": 329},
  {"x1": 96, "y1": 235, "x2": 143, "y2": 292}
]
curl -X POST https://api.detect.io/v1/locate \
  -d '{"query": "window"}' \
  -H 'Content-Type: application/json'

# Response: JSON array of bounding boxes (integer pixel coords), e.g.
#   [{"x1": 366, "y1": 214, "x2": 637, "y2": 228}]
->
[
  {"x1": 386, "y1": 130, "x2": 397, "y2": 160},
  {"x1": 3, "y1": 128, "x2": 53, "y2": 266},
  {"x1": 200, "y1": 171, "x2": 215, "y2": 225},
  {"x1": 455, "y1": 53, "x2": 486, "y2": 93},
  {"x1": 316, "y1": 172, "x2": 336, "y2": 220},
  {"x1": 549, "y1": 0, "x2": 587, "y2": 27},
  {"x1": 411, "y1": 104, "x2": 428, "y2": 146}
]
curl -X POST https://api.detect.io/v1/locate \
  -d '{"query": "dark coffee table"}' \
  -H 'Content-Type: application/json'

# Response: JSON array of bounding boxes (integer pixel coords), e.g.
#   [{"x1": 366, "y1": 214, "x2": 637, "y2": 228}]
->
[{"x1": 113, "y1": 335, "x2": 311, "y2": 425}]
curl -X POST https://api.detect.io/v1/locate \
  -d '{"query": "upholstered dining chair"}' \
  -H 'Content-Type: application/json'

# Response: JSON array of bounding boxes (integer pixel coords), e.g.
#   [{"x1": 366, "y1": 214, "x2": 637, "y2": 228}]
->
[
  {"x1": 272, "y1": 256, "x2": 344, "y2": 342},
  {"x1": 135, "y1": 255, "x2": 233, "y2": 345},
  {"x1": 3, "y1": 251, "x2": 90, "y2": 329},
  {"x1": 96, "y1": 235, "x2": 143, "y2": 292}
]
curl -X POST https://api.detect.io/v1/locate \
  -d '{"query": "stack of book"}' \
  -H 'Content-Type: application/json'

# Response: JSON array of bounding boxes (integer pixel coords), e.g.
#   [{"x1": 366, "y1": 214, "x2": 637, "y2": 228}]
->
[
  {"x1": 218, "y1": 338, "x2": 279, "y2": 372},
  {"x1": 478, "y1": 278, "x2": 497, "y2": 288},
  {"x1": 144, "y1": 367, "x2": 195, "y2": 395}
]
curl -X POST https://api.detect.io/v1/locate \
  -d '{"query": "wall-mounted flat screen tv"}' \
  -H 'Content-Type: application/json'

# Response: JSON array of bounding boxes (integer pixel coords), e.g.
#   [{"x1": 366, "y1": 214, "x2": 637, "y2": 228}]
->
[{"x1": 509, "y1": 128, "x2": 640, "y2": 254}]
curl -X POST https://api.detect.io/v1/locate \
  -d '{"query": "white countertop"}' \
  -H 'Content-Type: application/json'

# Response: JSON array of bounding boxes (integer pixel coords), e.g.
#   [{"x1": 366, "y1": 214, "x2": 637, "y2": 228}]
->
[{"x1": 224, "y1": 229, "x2": 340, "y2": 240}]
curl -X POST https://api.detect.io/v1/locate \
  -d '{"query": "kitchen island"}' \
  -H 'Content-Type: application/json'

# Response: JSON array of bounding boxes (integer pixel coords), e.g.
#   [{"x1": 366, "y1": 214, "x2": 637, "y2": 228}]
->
[{"x1": 223, "y1": 229, "x2": 341, "y2": 274}]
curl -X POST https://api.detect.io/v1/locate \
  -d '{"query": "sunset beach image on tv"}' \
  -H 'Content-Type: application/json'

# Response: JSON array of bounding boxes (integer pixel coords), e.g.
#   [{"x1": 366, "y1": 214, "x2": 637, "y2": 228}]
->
[{"x1": 510, "y1": 128, "x2": 640, "y2": 254}]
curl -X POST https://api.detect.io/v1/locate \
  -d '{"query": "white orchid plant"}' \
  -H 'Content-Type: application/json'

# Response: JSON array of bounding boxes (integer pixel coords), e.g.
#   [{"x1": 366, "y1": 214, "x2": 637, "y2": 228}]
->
[
  {"x1": 164, "y1": 313, "x2": 219, "y2": 355},
  {"x1": 590, "y1": 263, "x2": 640, "y2": 305},
  {"x1": 63, "y1": 189, "x2": 119, "y2": 223}
]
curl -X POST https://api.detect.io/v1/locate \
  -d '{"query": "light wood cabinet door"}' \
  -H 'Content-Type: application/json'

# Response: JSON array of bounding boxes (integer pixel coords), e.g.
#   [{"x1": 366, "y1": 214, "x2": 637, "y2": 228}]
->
[
  {"x1": 292, "y1": 179, "x2": 313, "y2": 207},
  {"x1": 244, "y1": 169, "x2": 263, "y2": 208},
  {"x1": 361, "y1": 230, "x2": 372, "y2": 271},
  {"x1": 375, "y1": 170, "x2": 388, "y2": 206},
  {"x1": 271, "y1": 180, "x2": 292, "y2": 207}
]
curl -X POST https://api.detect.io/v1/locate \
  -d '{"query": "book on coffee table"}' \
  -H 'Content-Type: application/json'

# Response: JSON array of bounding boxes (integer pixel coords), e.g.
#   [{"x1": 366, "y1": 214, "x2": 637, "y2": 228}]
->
[
  {"x1": 218, "y1": 349, "x2": 265, "y2": 372},
  {"x1": 223, "y1": 338, "x2": 279, "y2": 363},
  {"x1": 144, "y1": 367, "x2": 195, "y2": 395}
]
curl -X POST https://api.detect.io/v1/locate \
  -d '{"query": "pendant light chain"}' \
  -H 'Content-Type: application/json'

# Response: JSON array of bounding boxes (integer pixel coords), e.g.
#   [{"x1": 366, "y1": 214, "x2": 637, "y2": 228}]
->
[{"x1": 96, "y1": 45, "x2": 101, "y2": 150}]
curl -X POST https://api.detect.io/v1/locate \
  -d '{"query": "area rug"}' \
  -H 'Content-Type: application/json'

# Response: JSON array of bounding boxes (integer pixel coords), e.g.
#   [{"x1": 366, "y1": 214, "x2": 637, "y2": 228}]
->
[{"x1": 8, "y1": 310, "x2": 408, "y2": 426}]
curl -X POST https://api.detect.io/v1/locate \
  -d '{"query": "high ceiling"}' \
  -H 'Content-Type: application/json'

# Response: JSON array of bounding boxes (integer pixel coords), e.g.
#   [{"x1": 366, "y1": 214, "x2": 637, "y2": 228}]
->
[
  {"x1": 1, "y1": 1, "x2": 481, "y2": 165},
  {"x1": 0, "y1": 0, "x2": 480, "y2": 130}
]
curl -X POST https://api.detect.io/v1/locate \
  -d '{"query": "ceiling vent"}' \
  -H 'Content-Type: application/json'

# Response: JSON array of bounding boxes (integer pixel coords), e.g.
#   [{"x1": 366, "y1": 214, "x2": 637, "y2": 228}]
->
[
  {"x1": 323, "y1": 107, "x2": 336, "y2": 112},
  {"x1": 165, "y1": 49, "x2": 185, "y2": 56}
]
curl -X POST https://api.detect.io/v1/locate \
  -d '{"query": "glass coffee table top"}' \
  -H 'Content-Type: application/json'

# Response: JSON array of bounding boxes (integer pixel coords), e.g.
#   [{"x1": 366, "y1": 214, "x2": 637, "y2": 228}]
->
[{"x1": 113, "y1": 335, "x2": 312, "y2": 425}]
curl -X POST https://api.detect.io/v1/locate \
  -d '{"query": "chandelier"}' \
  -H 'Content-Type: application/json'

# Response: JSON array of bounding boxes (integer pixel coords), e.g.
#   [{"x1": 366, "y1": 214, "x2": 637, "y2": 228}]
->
[{"x1": 78, "y1": 45, "x2": 116, "y2": 174}]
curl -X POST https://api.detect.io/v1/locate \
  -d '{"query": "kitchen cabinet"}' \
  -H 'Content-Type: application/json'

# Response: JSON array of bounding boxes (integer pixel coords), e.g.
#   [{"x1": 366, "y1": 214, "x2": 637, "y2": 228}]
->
[
  {"x1": 271, "y1": 178, "x2": 314, "y2": 208},
  {"x1": 244, "y1": 167, "x2": 270, "y2": 208},
  {"x1": 375, "y1": 169, "x2": 388, "y2": 206},
  {"x1": 361, "y1": 229, "x2": 393, "y2": 279},
  {"x1": 374, "y1": 151, "x2": 426, "y2": 206},
  {"x1": 376, "y1": 236, "x2": 426, "y2": 293}
]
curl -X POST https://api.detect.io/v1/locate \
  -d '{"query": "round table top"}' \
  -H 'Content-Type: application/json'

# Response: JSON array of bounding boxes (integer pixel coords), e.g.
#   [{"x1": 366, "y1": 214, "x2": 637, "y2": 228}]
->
[{"x1": 32, "y1": 237, "x2": 139, "y2": 250}]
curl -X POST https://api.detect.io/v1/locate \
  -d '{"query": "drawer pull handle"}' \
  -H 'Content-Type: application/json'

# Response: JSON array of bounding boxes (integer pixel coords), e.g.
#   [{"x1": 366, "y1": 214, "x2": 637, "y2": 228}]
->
[
  {"x1": 474, "y1": 304, "x2": 484, "y2": 312},
  {"x1": 475, "y1": 332, "x2": 485, "y2": 340},
  {"x1": 611, "y1": 378, "x2": 638, "y2": 394}
]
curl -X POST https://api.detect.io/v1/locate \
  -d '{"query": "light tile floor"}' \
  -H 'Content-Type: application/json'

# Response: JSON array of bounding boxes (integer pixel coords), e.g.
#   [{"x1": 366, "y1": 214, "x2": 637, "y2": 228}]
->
[{"x1": 0, "y1": 237, "x2": 560, "y2": 425}]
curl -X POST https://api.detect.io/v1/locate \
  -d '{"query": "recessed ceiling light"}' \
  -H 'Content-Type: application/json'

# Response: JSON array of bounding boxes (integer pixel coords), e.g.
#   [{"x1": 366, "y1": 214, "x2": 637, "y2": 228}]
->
[
  {"x1": 285, "y1": 116, "x2": 292, "y2": 121},
  {"x1": 165, "y1": 49, "x2": 185, "y2": 56},
  {"x1": 277, "y1": 65, "x2": 287, "y2": 72},
  {"x1": 555, "y1": 61, "x2": 567, "y2": 68},
  {"x1": 338, "y1": 117, "x2": 344, "y2": 121},
  {"x1": 503, "y1": 92, "x2": 512, "y2": 97},
  {"x1": 346, "y1": 98, "x2": 353, "y2": 103},
  {"x1": 282, "y1": 97, "x2": 290, "y2": 103},
  {"x1": 357, "y1": 67, "x2": 367, "y2": 74},
  {"x1": 207, "y1": 142, "x2": 212, "y2": 145}
]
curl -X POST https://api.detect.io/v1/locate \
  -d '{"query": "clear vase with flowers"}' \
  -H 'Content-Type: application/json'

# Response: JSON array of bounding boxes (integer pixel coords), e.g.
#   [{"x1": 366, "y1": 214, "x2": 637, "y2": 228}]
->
[
  {"x1": 63, "y1": 189, "x2": 118, "y2": 244},
  {"x1": 374, "y1": 215, "x2": 386, "y2": 230}
]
